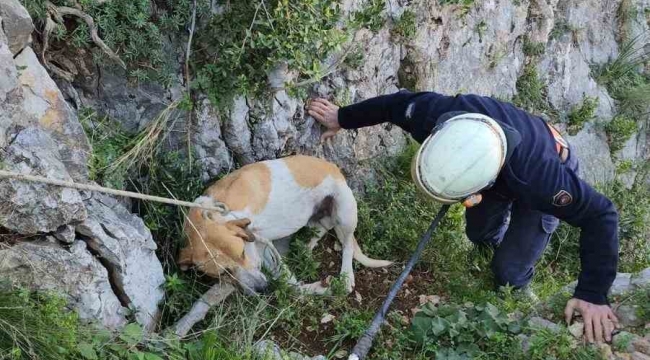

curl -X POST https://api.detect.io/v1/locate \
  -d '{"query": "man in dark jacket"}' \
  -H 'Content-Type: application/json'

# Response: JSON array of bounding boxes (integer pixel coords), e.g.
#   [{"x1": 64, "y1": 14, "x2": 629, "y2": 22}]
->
[{"x1": 306, "y1": 90, "x2": 620, "y2": 344}]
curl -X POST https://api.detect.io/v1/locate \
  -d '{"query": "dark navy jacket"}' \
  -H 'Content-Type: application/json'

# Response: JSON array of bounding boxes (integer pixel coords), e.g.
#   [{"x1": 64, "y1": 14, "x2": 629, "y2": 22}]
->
[{"x1": 338, "y1": 90, "x2": 619, "y2": 305}]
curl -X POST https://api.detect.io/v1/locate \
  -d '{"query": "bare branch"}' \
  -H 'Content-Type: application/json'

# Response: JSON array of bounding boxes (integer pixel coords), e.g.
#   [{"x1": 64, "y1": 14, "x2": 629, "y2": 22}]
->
[{"x1": 45, "y1": 1, "x2": 127, "y2": 69}]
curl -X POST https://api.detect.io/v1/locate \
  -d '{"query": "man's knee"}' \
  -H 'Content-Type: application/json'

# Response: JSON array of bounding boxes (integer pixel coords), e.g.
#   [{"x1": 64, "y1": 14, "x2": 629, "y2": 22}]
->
[
  {"x1": 465, "y1": 215, "x2": 509, "y2": 245},
  {"x1": 491, "y1": 259, "x2": 533, "y2": 289}
]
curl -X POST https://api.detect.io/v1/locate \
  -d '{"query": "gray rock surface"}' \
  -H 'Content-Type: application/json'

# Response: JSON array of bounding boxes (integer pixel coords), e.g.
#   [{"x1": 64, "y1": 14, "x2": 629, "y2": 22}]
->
[
  {"x1": 631, "y1": 268, "x2": 650, "y2": 290},
  {"x1": 76, "y1": 193, "x2": 165, "y2": 331},
  {"x1": 0, "y1": 127, "x2": 86, "y2": 234},
  {"x1": 616, "y1": 304, "x2": 644, "y2": 328},
  {"x1": 193, "y1": 98, "x2": 233, "y2": 181},
  {"x1": 0, "y1": 239, "x2": 127, "y2": 329},
  {"x1": 252, "y1": 340, "x2": 325, "y2": 360},
  {"x1": 14, "y1": 47, "x2": 90, "y2": 180},
  {"x1": 0, "y1": 0, "x2": 33, "y2": 55},
  {"x1": 528, "y1": 316, "x2": 562, "y2": 333},
  {"x1": 610, "y1": 273, "x2": 634, "y2": 296}
]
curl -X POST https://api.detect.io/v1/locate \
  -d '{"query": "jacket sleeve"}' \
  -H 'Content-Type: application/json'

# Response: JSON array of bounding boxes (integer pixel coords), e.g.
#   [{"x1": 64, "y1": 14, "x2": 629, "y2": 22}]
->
[
  {"x1": 337, "y1": 90, "x2": 434, "y2": 133},
  {"x1": 516, "y1": 160, "x2": 619, "y2": 305}
]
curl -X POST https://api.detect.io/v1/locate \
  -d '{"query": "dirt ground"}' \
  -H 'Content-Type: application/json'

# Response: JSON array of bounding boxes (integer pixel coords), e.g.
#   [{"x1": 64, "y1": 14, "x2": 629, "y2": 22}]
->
[{"x1": 268, "y1": 236, "x2": 442, "y2": 356}]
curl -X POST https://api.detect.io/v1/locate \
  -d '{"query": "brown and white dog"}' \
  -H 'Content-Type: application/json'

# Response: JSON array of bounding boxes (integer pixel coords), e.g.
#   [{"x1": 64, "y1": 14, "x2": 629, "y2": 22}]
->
[{"x1": 177, "y1": 155, "x2": 392, "y2": 294}]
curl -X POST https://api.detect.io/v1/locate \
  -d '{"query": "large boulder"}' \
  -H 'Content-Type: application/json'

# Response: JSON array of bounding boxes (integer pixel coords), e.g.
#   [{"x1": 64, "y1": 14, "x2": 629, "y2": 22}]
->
[
  {"x1": 0, "y1": 0, "x2": 33, "y2": 55},
  {"x1": 76, "y1": 193, "x2": 165, "y2": 331},
  {"x1": 0, "y1": 239, "x2": 127, "y2": 329},
  {"x1": 0, "y1": 127, "x2": 86, "y2": 234},
  {"x1": 14, "y1": 47, "x2": 90, "y2": 180}
]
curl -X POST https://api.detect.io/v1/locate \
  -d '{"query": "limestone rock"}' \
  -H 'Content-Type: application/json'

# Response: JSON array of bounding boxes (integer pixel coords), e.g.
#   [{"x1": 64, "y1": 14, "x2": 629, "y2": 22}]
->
[
  {"x1": 76, "y1": 193, "x2": 165, "y2": 331},
  {"x1": 616, "y1": 304, "x2": 644, "y2": 328},
  {"x1": 193, "y1": 98, "x2": 233, "y2": 182},
  {"x1": 633, "y1": 339, "x2": 650, "y2": 355},
  {"x1": 222, "y1": 96, "x2": 254, "y2": 165},
  {"x1": 0, "y1": 127, "x2": 86, "y2": 234},
  {"x1": 0, "y1": 239, "x2": 127, "y2": 329},
  {"x1": 613, "y1": 331, "x2": 641, "y2": 353},
  {"x1": 528, "y1": 316, "x2": 561, "y2": 333},
  {"x1": 0, "y1": 18, "x2": 19, "y2": 105},
  {"x1": 610, "y1": 273, "x2": 634, "y2": 297},
  {"x1": 632, "y1": 352, "x2": 650, "y2": 360},
  {"x1": 631, "y1": 268, "x2": 650, "y2": 290},
  {"x1": 14, "y1": 47, "x2": 90, "y2": 180},
  {"x1": 565, "y1": 122, "x2": 616, "y2": 185},
  {"x1": 568, "y1": 322, "x2": 584, "y2": 339},
  {"x1": 253, "y1": 340, "x2": 283, "y2": 360},
  {"x1": 0, "y1": 0, "x2": 33, "y2": 55}
]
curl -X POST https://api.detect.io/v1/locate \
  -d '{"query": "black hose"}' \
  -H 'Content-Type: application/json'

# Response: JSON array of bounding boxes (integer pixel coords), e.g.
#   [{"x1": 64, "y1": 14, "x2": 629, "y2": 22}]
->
[{"x1": 348, "y1": 204, "x2": 450, "y2": 360}]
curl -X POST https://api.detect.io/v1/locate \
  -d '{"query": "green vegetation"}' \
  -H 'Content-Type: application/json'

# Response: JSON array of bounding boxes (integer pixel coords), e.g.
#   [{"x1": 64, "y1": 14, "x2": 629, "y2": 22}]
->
[
  {"x1": 550, "y1": 19, "x2": 578, "y2": 40},
  {"x1": 411, "y1": 302, "x2": 523, "y2": 358},
  {"x1": 512, "y1": 64, "x2": 556, "y2": 120},
  {"x1": 606, "y1": 115, "x2": 637, "y2": 153},
  {"x1": 567, "y1": 96, "x2": 598, "y2": 135},
  {"x1": 594, "y1": 35, "x2": 650, "y2": 117},
  {"x1": 523, "y1": 36, "x2": 546, "y2": 57},
  {"x1": 392, "y1": 9, "x2": 417, "y2": 40},
  {"x1": 349, "y1": 0, "x2": 386, "y2": 33}
]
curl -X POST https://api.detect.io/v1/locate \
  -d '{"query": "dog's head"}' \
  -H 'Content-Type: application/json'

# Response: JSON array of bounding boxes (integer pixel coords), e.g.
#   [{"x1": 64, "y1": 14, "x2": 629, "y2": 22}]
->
[{"x1": 178, "y1": 207, "x2": 269, "y2": 294}]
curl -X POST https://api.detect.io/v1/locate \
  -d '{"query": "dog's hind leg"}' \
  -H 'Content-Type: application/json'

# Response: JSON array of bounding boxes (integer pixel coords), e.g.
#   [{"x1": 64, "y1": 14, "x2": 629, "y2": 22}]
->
[{"x1": 306, "y1": 221, "x2": 330, "y2": 251}]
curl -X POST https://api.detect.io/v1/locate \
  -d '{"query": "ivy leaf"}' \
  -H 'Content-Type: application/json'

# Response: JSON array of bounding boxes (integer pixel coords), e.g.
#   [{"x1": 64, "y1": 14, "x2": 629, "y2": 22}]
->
[
  {"x1": 77, "y1": 343, "x2": 98, "y2": 360},
  {"x1": 430, "y1": 317, "x2": 449, "y2": 336}
]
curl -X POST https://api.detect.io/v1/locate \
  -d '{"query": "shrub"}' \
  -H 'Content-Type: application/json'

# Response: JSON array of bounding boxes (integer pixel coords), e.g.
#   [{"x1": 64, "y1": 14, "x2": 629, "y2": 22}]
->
[
  {"x1": 523, "y1": 36, "x2": 545, "y2": 56},
  {"x1": 567, "y1": 96, "x2": 598, "y2": 135},
  {"x1": 513, "y1": 64, "x2": 556, "y2": 119},
  {"x1": 392, "y1": 9, "x2": 417, "y2": 40},
  {"x1": 606, "y1": 115, "x2": 637, "y2": 153}
]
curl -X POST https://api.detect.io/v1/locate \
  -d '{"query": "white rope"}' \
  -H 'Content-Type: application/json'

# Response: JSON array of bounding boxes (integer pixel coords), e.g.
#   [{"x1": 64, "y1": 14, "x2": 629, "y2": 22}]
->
[{"x1": 0, "y1": 170, "x2": 228, "y2": 214}]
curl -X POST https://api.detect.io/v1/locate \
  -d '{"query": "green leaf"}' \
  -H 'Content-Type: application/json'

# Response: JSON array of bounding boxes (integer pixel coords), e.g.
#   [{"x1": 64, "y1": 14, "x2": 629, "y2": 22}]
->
[
  {"x1": 143, "y1": 352, "x2": 164, "y2": 360},
  {"x1": 77, "y1": 343, "x2": 98, "y2": 360},
  {"x1": 430, "y1": 317, "x2": 449, "y2": 336},
  {"x1": 120, "y1": 323, "x2": 144, "y2": 346}
]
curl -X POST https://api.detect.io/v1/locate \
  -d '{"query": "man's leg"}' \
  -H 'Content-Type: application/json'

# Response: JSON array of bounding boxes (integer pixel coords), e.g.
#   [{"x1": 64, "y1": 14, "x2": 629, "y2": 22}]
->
[
  {"x1": 490, "y1": 202, "x2": 559, "y2": 291},
  {"x1": 465, "y1": 192, "x2": 512, "y2": 246}
]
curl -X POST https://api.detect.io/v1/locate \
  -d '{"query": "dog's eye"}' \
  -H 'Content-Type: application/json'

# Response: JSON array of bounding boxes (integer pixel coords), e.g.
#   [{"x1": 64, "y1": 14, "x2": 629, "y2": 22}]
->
[{"x1": 240, "y1": 249, "x2": 246, "y2": 260}]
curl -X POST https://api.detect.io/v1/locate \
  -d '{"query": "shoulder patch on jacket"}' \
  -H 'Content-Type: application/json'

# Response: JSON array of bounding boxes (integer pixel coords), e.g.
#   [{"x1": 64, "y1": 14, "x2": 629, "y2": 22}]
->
[{"x1": 552, "y1": 190, "x2": 573, "y2": 207}]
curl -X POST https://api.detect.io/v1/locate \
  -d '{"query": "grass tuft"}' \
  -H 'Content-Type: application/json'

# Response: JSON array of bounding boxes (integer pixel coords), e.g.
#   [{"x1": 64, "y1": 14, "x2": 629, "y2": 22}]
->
[{"x1": 567, "y1": 96, "x2": 599, "y2": 135}]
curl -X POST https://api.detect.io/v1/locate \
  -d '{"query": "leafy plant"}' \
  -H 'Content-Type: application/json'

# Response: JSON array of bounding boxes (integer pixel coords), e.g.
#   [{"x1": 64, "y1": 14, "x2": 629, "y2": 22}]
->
[
  {"x1": 567, "y1": 96, "x2": 598, "y2": 135},
  {"x1": 410, "y1": 302, "x2": 523, "y2": 358},
  {"x1": 349, "y1": 0, "x2": 386, "y2": 33},
  {"x1": 512, "y1": 64, "x2": 556, "y2": 119},
  {"x1": 392, "y1": 9, "x2": 417, "y2": 40},
  {"x1": 195, "y1": 0, "x2": 347, "y2": 108},
  {"x1": 606, "y1": 115, "x2": 637, "y2": 153}
]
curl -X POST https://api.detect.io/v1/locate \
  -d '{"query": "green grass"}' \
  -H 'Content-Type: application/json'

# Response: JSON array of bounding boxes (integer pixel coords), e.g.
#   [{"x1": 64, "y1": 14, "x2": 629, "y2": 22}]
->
[
  {"x1": 567, "y1": 96, "x2": 598, "y2": 135},
  {"x1": 523, "y1": 36, "x2": 546, "y2": 57},
  {"x1": 593, "y1": 34, "x2": 650, "y2": 120}
]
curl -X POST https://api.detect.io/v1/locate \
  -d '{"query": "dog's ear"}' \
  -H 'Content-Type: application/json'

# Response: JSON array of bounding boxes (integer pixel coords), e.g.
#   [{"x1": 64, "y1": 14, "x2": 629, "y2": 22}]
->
[
  {"x1": 226, "y1": 218, "x2": 256, "y2": 242},
  {"x1": 177, "y1": 246, "x2": 194, "y2": 270}
]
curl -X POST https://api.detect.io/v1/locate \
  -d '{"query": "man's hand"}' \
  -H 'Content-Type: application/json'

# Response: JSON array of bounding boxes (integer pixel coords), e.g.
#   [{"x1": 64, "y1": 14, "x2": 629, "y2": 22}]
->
[
  {"x1": 306, "y1": 98, "x2": 341, "y2": 142},
  {"x1": 564, "y1": 298, "x2": 619, "y2": 343}
]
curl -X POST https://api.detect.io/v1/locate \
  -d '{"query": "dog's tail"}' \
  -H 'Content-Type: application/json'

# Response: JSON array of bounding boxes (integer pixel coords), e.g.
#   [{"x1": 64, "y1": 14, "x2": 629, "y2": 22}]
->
[{"x1": 352, "y1": 237, "x2": 393, "y2": 268}]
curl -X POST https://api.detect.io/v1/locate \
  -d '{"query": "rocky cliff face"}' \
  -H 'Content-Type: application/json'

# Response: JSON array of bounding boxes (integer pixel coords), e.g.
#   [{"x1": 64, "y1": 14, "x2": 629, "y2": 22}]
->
[
  {"x1": 0, "y1": 0, "x2": 648, "y2": 330},
  {"x1": 0, "y1": 0, "x2": 164, "y2": 331}
]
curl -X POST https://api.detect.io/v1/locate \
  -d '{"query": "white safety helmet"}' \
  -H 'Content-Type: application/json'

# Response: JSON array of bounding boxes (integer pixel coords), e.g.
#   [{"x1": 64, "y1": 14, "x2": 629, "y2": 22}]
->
[{"x1": 411, "y1": 113, "x2": 507, "y2": 205}]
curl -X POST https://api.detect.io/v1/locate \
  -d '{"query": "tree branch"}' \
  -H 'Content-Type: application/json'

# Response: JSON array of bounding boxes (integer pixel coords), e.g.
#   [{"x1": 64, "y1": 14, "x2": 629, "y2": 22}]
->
[{"x1": 45, "y1": 2, "x2": 126, "y2": 69}]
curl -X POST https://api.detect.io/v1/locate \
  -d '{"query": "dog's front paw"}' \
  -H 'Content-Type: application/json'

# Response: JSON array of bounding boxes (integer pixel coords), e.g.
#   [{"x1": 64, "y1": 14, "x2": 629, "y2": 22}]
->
[{"x1": 299, "y1": 281, "x2": 330, "y2": 295}]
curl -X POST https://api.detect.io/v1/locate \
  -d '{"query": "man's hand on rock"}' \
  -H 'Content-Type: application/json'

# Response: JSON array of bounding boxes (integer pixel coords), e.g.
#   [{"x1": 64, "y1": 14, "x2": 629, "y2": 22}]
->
[
  {"x1": 306, "y1": 98, "x2": 341, "y2": 142},
  {"x1": 564, "y1": 298, "x2": 619, "y2": 343}
]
